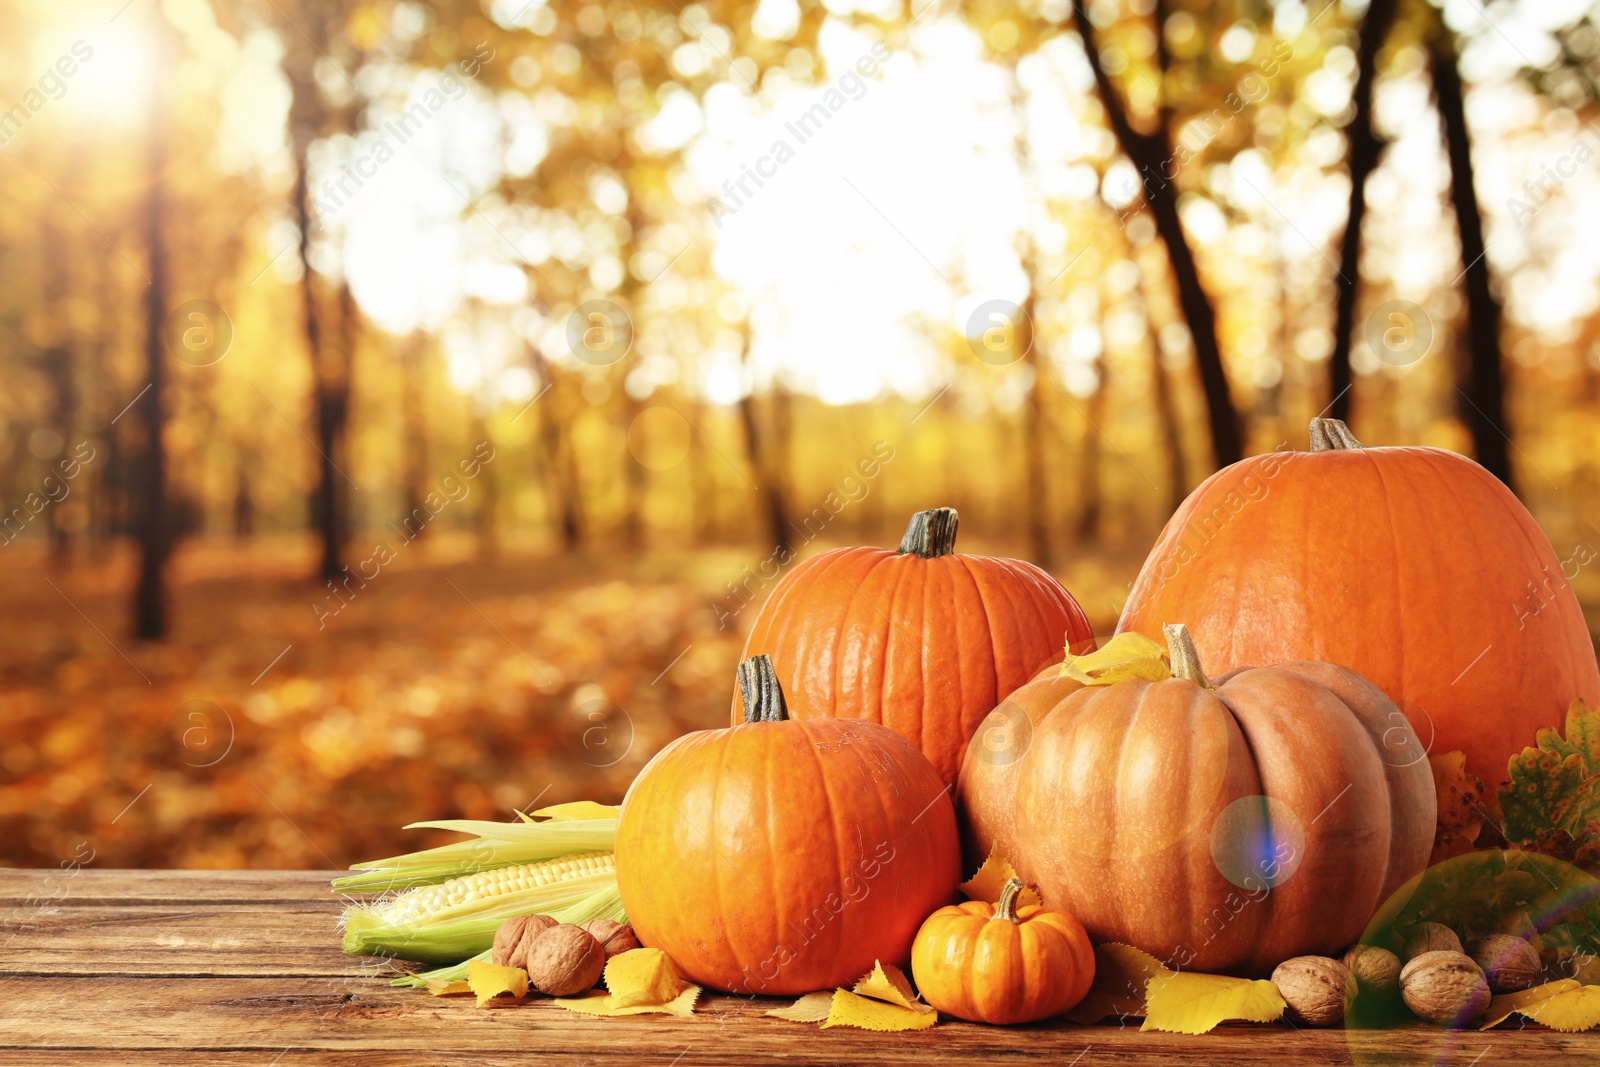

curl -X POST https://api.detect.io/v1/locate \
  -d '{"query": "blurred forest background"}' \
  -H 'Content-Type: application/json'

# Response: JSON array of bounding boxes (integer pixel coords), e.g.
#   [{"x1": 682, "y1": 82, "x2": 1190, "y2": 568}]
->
[{"x1": 5, "y1": 0, "x2": 1600, "y2": 871}]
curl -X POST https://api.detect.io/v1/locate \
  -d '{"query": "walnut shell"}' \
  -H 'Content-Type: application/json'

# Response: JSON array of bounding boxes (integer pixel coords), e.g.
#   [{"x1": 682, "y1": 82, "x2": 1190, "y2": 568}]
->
[
  {"x1": 491, "y1": 914, "x2": 559, "y2": 971},
  {"x1": 1401, "y1": 922, "x2": 1463, "y2": 962},
  {"x1": 1272, "y1": 956, "x2": 1354, "y2": 1026},
  {"x1": 1468, "y1": 934, "x2": 1541, "y2": 993},
  {"x1": 525, "y1": 923, "x2": 606, "y2": 996},
  {"x1": 1399, "y1": 950, "x2": 1491, "y2": 1025},
  {"x1": 1342, "y1": 944, "x2": 1401, "y2": 997},
  {"x1": 580, "y1": 918, "x2": 641, "y2": 958}
]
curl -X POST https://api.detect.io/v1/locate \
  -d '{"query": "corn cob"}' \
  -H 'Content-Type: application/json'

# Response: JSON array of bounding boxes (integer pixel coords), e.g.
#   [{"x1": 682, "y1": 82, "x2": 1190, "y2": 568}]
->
[{"x1": 342, "y1": 850, "x2": 618, "y2": 963}]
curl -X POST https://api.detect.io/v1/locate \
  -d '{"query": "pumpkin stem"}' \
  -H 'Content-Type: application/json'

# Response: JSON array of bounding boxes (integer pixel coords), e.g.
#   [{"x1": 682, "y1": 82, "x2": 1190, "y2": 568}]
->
[
  {"x1": 1308, "y1": 418, "x2": 1363, "y2": 452},
  {"x1": 738, "y1": 654, "x2": 789, "y2": 723},
  {"x1": 992, "y1": 877, "x2": 1026, "y2": 924},
  {"x1": 898, "y1": 508, "x2": 959, "y2": 558},
  {"x1": 1163, "y1": 623, "x2": 1211, "y2": 688}
]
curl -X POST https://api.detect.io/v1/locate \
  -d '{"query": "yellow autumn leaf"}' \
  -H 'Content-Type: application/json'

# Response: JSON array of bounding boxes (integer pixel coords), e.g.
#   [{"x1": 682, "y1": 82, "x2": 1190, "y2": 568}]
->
[
  {"x1": 527, "y1": 800, "x2": 622, "y2": 822},
  {"x1": 959, "y1": 844, "x2": 1042, "y2": 908},
  {"x1": 853, "y1": 961, "x2": 934, "y2": 1014},
  {"x1": 1482, "y1": 980, "x2": 1600, "y2": 1032},
  {"x1": 767, "y1": 991, "x2": 835, "y2": 1023},
  {"x1": 822, "y1": 988, "x2": 938, "y2": 1031},
  {"x1": 603, "y1": 947, "x2": 687, "y2": 1008},
  {"x1": 466, "y1": 959, "x2": 529, "y2": 1008},
  {"x1": 1061, "y1": 632, "x2": 1172, "y2": 686},
  {"x1": 1066, "y1": 943, "x2": 1169, "y2": 1023},
  {"x1": 1482, "y1": 980, "x2": 1582, "y2": 1029},
  {"x1": 1140, "y1": 971, "x2": 1285, "y2": 1034},
  {"x1": 555, "y1": 984, "x2": 702, "y2": 1017},
  {"x1": 422, "y1": 977, "x2": 472, "y2": 996}
]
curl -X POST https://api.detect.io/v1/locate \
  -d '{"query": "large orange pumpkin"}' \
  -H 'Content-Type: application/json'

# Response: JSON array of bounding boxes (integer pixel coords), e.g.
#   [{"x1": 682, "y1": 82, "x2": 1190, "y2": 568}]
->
[
  {"x1": 737, "y1": 507, "x2": 1094, "y2": 784},
  {"x1": 957, "y1": 625, "x2": 1435, "y2": 976},
  {"x1": 618, "y1": 655, "x2": 961, "y2": 995},
  {"x1": 1119, "y1": 418, "x2": 1600, "y2": 787}
]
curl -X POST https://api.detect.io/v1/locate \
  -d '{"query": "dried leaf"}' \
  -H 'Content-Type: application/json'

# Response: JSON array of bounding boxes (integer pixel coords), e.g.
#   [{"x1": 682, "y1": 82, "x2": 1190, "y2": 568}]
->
[
  {"x1": 1431, "y1": 751, "x2": 1487, "y2": 864},
  {"x1": 1482, "y1": 979, "x2": 1583, "y2": 1029},
  {"x1": 529, "y1": 801, "x2": 623, "y2": 822},
  {"x1": 1500, "y1": 702, "x2": 1600, "y2": 874},
  {"x1": 555, "y1": 984, "x2": 702, "y2": 1017},
  {"x1": 767, "y1": 991, "x2": 835, "y2": 1023},
  {"x1": 853, "y1": 961, "x2": 934, "y2": 1014},
  {"x1": 466, "y1": 958, "x2": 529, "y2": 1008},
  {"x1": 1066, "y1": 943, "x2": 1168, "y2": 1023},
  {"x1": 1482, "y1": 979, "x2": 1600, "y2": 1032},
  {"x1": 603, "y1": 947, "x2": 688, "y2": 1008},
  {"x1": 821, "y1": 988, "x2": 938, "y2": 1031},
  {"x1": 1140, "y1": 971, "x2": 1285, "y2": 1035},
  {"x1": 960, "y1": 845, "x2": 1042, "y2": 908},
  {"x1": 422, "y1": 977, "x2": 472, "y2": 996},
  {"x1": 1061, "y1": 631, "x2": 1171, "y2": 686}
]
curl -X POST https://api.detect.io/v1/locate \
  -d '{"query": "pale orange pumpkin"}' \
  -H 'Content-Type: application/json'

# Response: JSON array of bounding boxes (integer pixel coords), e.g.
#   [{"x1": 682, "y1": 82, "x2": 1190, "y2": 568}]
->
[
  {"x1": 957, "y1": 625, "x2": 1436, "y2": 976},
  {"x1": 1119, "y1": 417, "x2": 1600, "y2": 787},
  {"x1": 737, "y1": 507, "x2": 1094, "y2": 785},
  {"x1": 617, "y1": 655, "x2": 962, "y2": 995},
  {"x1": 911, "y1": 877, "x2": 1095, "y2": 1025}
]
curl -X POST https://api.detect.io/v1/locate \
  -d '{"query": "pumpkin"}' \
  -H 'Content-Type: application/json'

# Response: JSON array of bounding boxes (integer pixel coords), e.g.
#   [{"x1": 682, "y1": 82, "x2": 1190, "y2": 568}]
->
[
  {"x1": 957, "y1": 625, "x2": 1436, "y2": 976},
  {"x1": 911, "y1": 877, "x2": 1095, "y2": 1025},
  {"x1": 617, "y1": 654, "x2": 962, "y2": 995},
  {"x1": 1119, "y1": 417, "x2": 1600, "y2": 787},
  {"x1": 736, "y1": 506, "x2": 1095, "y2": 784}
]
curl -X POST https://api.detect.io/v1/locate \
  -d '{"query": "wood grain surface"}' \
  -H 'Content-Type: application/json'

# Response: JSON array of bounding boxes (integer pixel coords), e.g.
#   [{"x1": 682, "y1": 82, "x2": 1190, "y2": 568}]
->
[{"x1": 0, "y1": 869, "x2": 1589, "y2": 1065}]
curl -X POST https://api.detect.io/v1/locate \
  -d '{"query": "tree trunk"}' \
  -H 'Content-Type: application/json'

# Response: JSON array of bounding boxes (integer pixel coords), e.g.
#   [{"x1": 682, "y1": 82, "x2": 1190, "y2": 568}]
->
[
  {"x1": 133, "y1": 26, "x2": 171, "y2": 640},
  {"x1": 1072, "y1": 0, "x2": 1242, "y2": 468},
  {"x1": 42, "y1": 216, "x2": 76, "y2": 567},
  {"x1": 736, "y1": 326, "x2": 792, "y2": 556},
  {"x1": 1076, "y1": 348, "x2": 1107, "y2": 543},
  {"x1": 529, "y1": 346, "x2": 581, "y2": 550},
  {"x1": 1329, "y1": 0, "x2": 1398, "y2": 424},
  {"x1": 1017, "y1": 290, "x2": 1053, "y2": 567},
  {"x1": 398, "y1": 333, "x2": 430, "y2": 543},
  {"x1": 1430, "y1": 25, "x2": 1514, "y2": 491}
]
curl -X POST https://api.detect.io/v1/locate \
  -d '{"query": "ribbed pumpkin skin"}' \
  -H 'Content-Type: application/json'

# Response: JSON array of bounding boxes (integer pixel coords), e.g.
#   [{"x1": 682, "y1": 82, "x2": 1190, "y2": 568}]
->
[
  {"x1": 738, "y1": 546, "x2": 1094, "y2": 784},
  {"x1": 616, "y1": 716, "x2": 961, "y2": 995},
  {"x1": 1119, "y1": 446, "x2": 1600, "y2": 786},
  {"x1": 911, "y1": 899, "x2": 1095, "y2": 1025},
  {"x1": 957, "y1": 663, "x2": 1435, "y2": 976}
]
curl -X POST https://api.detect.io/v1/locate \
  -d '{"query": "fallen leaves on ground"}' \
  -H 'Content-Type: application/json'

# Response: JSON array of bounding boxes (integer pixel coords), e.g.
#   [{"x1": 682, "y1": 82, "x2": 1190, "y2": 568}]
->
[
  {"x1": 553, "y1": 946, "x2": 701, "y2": 1017},
  {"x1": 769, "y1": 961, "x2": 936, "y2": 1031},
  {"x1": 466, "y1": 959, "x2": 529, "y2": 1007},
  {"x1": 1066, "y1": 943, "x2": 1167, "y2": 1023},
  {"x1": 1481, "y1": 979, "x2": 1600, "y2": 1032}
]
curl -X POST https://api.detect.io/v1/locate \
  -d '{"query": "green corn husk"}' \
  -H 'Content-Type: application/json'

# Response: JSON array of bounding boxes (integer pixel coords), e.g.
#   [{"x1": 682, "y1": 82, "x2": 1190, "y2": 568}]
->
[
  {"x1": 389, "y1": 881, "x2": 627, "y2": 985},
  {"x1": 332, "y1": 816, "x2": 617, "y2": 894}
]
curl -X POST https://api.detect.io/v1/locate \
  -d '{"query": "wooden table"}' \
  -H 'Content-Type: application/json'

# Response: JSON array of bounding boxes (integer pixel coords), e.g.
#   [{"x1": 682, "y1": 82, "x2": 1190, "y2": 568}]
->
[{"x1": 1, "y1": 869, "x2": 1591, "y2": 1065}]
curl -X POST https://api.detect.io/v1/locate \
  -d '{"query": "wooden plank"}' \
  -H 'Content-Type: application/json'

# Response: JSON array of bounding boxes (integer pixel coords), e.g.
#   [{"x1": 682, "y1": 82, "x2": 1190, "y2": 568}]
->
[
  {"x1": 0, "y1": 868, "x2": 339, "y2": 906},
  {"x1": 1, "y1": 975, "x2": 1584, "y2": 1066}
]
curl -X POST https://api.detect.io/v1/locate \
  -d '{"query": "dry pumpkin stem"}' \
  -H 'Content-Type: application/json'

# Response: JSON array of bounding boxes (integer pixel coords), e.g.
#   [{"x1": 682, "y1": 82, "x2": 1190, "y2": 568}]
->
[
  {"x1": 992, "y1": 877, "x2": 1027, "y2": 923},
  {"x1": 1161, "y1": 624, "x2": 1210, "y2": 688},
  {"x1": 738, "y1": 654, "x2": 789, "y2": 724},
  {"x1": 1308, "y1": 417, "x2": 1363, "y2": 452},
  {"x1": 897, "y1": 507, "x2": 959, "y2": 558}
]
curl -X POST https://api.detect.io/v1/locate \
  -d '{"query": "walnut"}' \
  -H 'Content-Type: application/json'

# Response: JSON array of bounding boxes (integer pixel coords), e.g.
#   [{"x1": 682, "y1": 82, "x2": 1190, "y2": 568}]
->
[
  {"x1": 491, "y1": 914, "x2": 559, "y2": 971},
  {"x1": 1399, "y1": 951, "x2": 1491, "y2": 1025},
  {"x1": 1468, "y1": 934, "x2": 1541, "y2": 993},
  {"x1": 1400, "y1": 922, "x2": 1462, "y2": 962},
  {"x1": 525, "y1": 923, "x2": 606, "y2": 996},
  {"x1": 580, "y1": 918, "x2": 641, "y2": 958},
  {"x1": 1342, "y1": 944, "x2": 1401, "y2": 998},
  {"x1": 1272, "y1": 956, "x2": 1354, "y2": 1026}
]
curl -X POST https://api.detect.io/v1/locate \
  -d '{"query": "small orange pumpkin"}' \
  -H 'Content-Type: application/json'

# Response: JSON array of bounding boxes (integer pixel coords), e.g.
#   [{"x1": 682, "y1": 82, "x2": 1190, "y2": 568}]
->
[
  {"x1": 911, "y1": 877, "x2": 1095, "y2": 1025},
  {"x1": 617, "y1": 655, "x2": 961, "y2": 995}
]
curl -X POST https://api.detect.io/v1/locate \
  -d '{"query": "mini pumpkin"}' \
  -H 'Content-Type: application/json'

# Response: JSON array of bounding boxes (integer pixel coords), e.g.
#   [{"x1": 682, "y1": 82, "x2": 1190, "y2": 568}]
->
[
  {"x1": 957, "y1": 625, "x2": 1436, "y2": 975},
  {"x1": 911, "y1": 877, "x2": 1095, "y2": 1025},
  {"x1": 1118, "y1": 417, "x2": 1600, "y2": 787},
  {"x1": 617, "y1": 655, "x2": 961, "y2": 995},
  {"x1": 736, "y1": 507, "x2": 1094, "y2": 784}
]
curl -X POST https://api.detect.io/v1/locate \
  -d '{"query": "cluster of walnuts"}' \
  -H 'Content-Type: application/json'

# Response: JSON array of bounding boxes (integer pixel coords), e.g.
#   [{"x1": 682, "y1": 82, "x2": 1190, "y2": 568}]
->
[
  {"x1": 491, "y1": 915, "x2": 641, "y2": 996},
  {"x1": 1271, "y1": 923, "x2": 1542, "y2": 1027}
]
